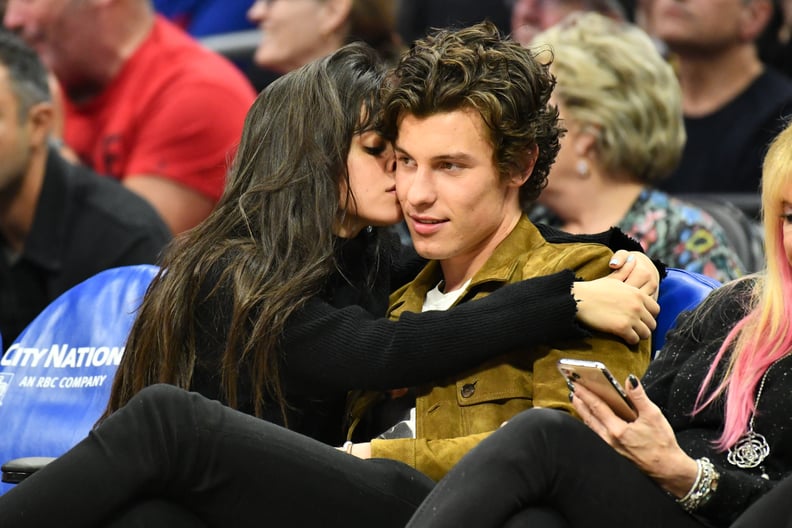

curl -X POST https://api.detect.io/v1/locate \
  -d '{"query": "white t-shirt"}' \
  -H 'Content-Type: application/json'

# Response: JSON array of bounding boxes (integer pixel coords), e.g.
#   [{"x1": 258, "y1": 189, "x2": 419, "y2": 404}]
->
[{"x1": 377, "y1": 278, "x2": 472, "y2": 439}]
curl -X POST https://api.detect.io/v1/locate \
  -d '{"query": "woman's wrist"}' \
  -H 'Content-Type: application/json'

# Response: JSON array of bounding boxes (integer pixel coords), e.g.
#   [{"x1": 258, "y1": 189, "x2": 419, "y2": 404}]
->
[
  {"x1": 338, "y1": 441, "x2": 372, "y2": 459},
  {"x1": 675, "y1": 457, "x2": 720, "y2": 512},
  {"x1": 656, "y1": 453, "x2": 701, "y2": 498}
]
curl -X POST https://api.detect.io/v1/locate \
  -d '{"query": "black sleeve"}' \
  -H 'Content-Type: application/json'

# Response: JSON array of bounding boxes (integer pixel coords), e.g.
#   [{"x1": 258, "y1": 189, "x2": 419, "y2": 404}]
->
[
  {"x1": 389, "y1": 243, "x2": 427, "y2": 292},
  {"x1": 643, "y1": 278, "x2": 754, "y2": 406},
  {"x1": 536, "y1": 224, "x2": 667, "y2": 278},
  {"x1": 393, "y1": 225, "x2": 665, "y2": 291},
  {"x1": 640, "y1": 309, "x2": 699, "y2": 408},
  {"x1": 535, "y1": 224, "x2": 637, "y2": 249},
  {"x1": 281, "y1": 270, "x2": 586, "y2": 394},
  {"x1": 698, "y1": 464, "x2": 786, "y2": 526}
]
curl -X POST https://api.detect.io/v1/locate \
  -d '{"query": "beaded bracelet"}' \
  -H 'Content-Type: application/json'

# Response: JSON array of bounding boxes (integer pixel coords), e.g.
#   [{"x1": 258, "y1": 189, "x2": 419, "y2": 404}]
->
[{"x1": 677, "y1": 457, "x2": 720, "y2": 513}]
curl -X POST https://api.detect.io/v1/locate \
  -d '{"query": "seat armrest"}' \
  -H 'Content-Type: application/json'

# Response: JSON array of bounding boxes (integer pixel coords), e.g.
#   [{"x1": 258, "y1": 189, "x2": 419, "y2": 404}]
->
[{"x1": 1, "y1": 456, "x2": 56, "y2": 484}]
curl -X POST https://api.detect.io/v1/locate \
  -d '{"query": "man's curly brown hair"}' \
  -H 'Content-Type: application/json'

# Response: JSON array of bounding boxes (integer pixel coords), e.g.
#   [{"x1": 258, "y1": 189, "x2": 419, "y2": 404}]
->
[{"x1": 380, "y1": 21, "x2": 562, "y2": 206}]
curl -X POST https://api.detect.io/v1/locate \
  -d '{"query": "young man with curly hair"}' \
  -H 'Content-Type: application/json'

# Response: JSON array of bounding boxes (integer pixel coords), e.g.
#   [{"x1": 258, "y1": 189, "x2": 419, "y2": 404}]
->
[
  {"x1": 340, "y1": 20, "x2": 650, "y2": 481},
  {"x1": 0, "y1": 22, "x2": 653, "y2": 528}
]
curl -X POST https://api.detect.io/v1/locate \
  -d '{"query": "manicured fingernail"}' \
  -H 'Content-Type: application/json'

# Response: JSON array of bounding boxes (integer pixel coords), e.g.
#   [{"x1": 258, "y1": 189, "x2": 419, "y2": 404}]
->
[
  {"x1": 566, "y1": 379, "x2": 575, "y2": 392},
  {"x1": 568, "y1": 392, "x2": 574, "y2": 402},
  {"x1": 626, "y1": 254, "x2": 635, "y2": 263},
  {"x1": 628, "y1": 374, "x2": 639, "y2": 389},
  {"x1": 609, "y1": 257, "x2": 619, "y2": 265}
]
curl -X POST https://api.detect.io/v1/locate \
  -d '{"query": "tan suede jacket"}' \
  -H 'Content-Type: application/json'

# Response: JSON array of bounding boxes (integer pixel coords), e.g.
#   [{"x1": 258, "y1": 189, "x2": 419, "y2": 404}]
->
[{"x1": 352, "y1": 216, "x2": 652, "y2": 481}]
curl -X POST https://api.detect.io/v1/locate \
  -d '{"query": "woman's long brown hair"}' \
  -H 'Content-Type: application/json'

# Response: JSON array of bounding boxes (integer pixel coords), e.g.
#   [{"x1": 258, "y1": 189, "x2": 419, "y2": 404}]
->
[{"x1": 101, "y1": 43, "x2": 388, "y2": 422}]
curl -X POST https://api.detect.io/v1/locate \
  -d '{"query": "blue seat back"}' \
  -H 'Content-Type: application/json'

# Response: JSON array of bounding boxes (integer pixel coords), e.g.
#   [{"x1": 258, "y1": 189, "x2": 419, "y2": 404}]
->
[
  {"x1": 0, "y1": 265, "x2": 158, "y2": 494},
  {"x1": 654, "y1": 268, "x2": 721, "y2": 357}
]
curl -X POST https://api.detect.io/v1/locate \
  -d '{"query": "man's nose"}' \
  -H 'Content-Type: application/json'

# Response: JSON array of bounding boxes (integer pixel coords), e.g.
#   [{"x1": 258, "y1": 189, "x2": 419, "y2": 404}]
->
[{"x1": 404, "y1": 168, "x2": 437, "y2": 207}]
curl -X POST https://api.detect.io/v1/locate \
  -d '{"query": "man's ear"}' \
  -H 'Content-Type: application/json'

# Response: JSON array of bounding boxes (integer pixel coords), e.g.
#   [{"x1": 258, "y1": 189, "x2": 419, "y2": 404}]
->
[
  {"x1": 738, "y1": 0, "x2": 773, "y2": 42},
  {"x1": 26, "y1": 102, "x2": 55, "y2": 149},
  {"x1": 319, "y1": 0, "x2": 353, "y2": 38},
  {"x1": 509, "y1": 144, "x2": 539, "y2": 187}
]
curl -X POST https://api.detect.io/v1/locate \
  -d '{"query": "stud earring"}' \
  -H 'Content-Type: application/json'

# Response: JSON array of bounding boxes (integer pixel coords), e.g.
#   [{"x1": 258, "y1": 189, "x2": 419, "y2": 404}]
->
[{"x1": 576, "y1": 159, "x2": 589, "y2": 178}]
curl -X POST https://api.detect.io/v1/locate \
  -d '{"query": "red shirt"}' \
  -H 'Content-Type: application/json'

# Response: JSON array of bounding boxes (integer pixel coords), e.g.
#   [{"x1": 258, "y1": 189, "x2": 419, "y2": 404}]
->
[{"x1": 64, "y1": 17, "x2": 257, "y2": 202}]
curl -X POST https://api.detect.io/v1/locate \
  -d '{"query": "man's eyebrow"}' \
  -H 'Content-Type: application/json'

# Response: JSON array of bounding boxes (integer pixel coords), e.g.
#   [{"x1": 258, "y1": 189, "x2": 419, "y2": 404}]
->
[
  {"x1": 433, "y1": 152, "x2": 476, "y2": 164},
  {"x1": 394, "y1": 144, "x2": 475, "y2": 163}
]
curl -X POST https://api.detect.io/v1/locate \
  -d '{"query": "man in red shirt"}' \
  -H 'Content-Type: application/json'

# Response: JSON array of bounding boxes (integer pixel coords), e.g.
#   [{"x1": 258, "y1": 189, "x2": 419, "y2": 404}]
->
[{"x1": 4, "y1": 0, "x2": 257, "y2": 234}]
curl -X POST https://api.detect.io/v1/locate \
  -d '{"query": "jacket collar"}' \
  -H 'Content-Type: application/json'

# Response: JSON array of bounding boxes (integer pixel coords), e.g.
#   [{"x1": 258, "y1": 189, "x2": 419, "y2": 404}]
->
[{"x1": 388, "y1": 215, "x2": 543, "y2": 315}]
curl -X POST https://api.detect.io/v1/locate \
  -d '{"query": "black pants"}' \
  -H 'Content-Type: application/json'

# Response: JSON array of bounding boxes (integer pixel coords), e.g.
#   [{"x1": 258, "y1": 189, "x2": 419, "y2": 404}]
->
[
  {"x1": 731, "y1": 471, "x2": 792, "y2": 528},
  {"x1": 406, "y1": 408, "x2": 708, "y2": 528},
  {"x1": 0, "y1": 384, "x2": 434, "y2": 528}
]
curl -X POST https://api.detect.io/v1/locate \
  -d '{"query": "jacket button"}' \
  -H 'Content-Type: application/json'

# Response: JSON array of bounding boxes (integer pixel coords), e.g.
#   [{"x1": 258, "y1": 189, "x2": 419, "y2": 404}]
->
[{"x1": 461, "y1": 383, "x2": 476, "y2": 398}]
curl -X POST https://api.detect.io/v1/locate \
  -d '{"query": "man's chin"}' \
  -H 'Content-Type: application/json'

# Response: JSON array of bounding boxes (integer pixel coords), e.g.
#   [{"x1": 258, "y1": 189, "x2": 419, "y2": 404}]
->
[{"x1": 412, "y1": 243, "x2": 448, "y2": 261}]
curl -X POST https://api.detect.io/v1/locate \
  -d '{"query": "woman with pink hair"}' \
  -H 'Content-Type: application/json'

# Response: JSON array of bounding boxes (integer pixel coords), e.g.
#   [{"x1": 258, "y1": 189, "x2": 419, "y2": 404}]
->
[{"x1": 405, "y1": 119, "x2": 792, "y2": 528}]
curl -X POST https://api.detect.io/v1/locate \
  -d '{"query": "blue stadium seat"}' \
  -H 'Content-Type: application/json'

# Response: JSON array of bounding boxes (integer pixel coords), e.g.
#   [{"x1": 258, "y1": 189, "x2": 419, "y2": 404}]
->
[
  {"x1": 0, "y1": 265, "x2": 158, "y2": 494},
  {"x1": 654, "y1": 268, "x2": 721, "y2": 357}
]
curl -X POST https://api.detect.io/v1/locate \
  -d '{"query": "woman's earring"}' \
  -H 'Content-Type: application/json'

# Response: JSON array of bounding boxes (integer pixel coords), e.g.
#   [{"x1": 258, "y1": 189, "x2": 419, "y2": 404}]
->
[{"x1": 576, "y1": 159, "x2": 589, "y2": 178}]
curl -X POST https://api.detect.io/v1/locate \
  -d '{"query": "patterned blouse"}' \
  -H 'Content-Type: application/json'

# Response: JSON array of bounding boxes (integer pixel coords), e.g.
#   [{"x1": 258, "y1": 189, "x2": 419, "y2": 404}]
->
[{"x1": 529, "y1": 188, "x2": 744, "y2": 283}]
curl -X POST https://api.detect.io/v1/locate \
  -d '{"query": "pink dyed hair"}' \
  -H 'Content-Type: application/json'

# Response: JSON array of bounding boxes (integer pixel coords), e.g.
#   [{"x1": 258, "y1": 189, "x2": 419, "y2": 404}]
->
[{"x1": 694, "y1": 121, "x2": 792, "y2": 451}]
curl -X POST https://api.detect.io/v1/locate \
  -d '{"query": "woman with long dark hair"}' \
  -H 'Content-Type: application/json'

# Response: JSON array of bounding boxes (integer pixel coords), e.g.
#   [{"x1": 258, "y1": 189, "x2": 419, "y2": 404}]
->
[
  {"x1": 0, "y1": 37, "x2": 660, "y2": 527},
  {"x1": 102, "y1": 41, "x2": 658, "y2": 445}
]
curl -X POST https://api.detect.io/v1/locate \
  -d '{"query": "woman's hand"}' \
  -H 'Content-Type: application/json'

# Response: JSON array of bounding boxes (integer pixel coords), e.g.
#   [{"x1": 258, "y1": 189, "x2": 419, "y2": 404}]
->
[
  {"x1": 570, "y1": 375, "x2": 698, "y2": 497},
  {"x1": 609, "y1": 250, "x2": 660, "y2": 300},
  {"x1": 572, "y1": 277, "x2": 659, "y2": 345}
]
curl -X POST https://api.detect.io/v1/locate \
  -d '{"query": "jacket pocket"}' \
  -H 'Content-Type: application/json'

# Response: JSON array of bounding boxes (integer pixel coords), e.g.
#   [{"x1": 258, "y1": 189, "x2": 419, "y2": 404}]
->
[{"x1": 454, "y1": 362, "x2": 534, "y2": 434}]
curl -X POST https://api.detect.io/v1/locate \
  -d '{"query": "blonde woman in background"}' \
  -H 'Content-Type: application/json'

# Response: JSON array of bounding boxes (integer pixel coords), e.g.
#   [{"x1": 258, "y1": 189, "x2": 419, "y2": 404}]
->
[{"x1": 528, "y1": 12, "x2": 745, "y2": 282}]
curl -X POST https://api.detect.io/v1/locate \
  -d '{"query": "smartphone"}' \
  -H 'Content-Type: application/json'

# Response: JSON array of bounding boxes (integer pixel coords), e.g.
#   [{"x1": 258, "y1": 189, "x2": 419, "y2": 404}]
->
[{"x1": 557, "y1": 358, "x2": 638, "y2": 422}]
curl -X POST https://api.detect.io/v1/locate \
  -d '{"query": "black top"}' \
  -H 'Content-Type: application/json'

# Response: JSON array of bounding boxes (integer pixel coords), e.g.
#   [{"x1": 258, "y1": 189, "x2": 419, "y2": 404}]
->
[
  {"x1": 644, "y1": 277, "x2": 792, "y2": 526},
  {"x1": 190, "y1": 224, "x2": 646, "y2": 444},
  {"x1": 658, "y1": 68, "x2": 792, "y2": 194},
  {"x1": 0, "y1": 149, "x2": 171, "y2": 349}
]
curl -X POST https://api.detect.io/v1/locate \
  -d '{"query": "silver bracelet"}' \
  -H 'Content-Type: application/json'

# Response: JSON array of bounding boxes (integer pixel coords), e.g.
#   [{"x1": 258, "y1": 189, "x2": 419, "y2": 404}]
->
[{"x1": 677, "y1": 457, "x2": 720, "y2": 513}]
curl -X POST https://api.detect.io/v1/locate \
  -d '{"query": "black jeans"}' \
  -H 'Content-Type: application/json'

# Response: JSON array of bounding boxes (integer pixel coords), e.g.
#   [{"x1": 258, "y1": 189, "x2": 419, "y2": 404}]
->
[
  {"x1": 0, "y1": 384, "x2": 434, "y2": 528},
  {"x1": 406, "y1": 408, "x2": 708, "y2": 528},
  {"x1": 731, "y1": 472, "x2": 792, "y2": 528}
]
